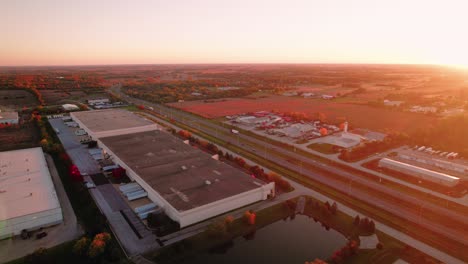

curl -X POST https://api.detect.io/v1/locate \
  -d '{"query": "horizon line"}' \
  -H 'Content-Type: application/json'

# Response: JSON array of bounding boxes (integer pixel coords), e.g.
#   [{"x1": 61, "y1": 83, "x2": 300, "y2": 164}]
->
[{"x1": 0, "y1": 62, "x2": 450, "y2": 68}]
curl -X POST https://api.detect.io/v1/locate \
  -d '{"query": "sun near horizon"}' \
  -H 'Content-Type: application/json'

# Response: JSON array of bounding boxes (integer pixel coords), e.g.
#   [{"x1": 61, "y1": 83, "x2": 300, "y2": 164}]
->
[{"x1": 1, "y1": 0, "x2": 468, "y2": 68}]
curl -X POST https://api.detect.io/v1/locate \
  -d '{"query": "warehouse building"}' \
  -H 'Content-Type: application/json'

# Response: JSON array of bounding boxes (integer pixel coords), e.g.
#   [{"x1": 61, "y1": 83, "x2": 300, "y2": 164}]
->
[
  {"x1": 87, "y1": 98, "x2": 110, "y2": 105},
  {"x1": 98, "y1": 130, "x2": 275, "y2": 228},
  {"x1": 0, "y1": 148, "x2": 63, "y2": 239},
  {"x1": 378, "y1": 158, "x2": 460, "y2": 187},
  {"x1": 62, "y1": 104, "x2": 80, "y2": 111},
  {"x1": 70, "y1": 109, "x2": 159, "y2": 138},
  {"x1": 0, "y1": 111, "x2": 19, "y2": 125}
]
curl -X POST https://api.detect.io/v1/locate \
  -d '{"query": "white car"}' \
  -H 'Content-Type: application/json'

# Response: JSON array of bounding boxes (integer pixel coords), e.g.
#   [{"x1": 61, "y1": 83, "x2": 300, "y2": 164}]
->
[{"x1": 84, "y1": 181, "x2": 96, "y2": 189}]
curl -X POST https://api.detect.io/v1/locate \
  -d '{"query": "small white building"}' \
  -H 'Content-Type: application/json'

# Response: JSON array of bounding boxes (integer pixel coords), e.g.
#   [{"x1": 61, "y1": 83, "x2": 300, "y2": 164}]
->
[
  {"x1": 87, "y1": 98, "x2": 110, "y2": 105},
  {"x1": 384, "y1": 100, "x2": 404, "y2": 107},
  {"x1": 0, "y1": 111, "x2": 19, "y2": 125},
  {"x1": 321, "y1": 94, "x2": 335, "y2": 99},
  {"x1": 410, "y1": 106, "x2": 437, "y2": 113},
  {"x1": 272, "y1": 123, "x2": 316, "y2": 139},
  {"x1": 0, "y1": 148, "x2": 63, "y2": 239},
  {"x1": 62, "y1": 104, "x2": 80, "y2": 111}
]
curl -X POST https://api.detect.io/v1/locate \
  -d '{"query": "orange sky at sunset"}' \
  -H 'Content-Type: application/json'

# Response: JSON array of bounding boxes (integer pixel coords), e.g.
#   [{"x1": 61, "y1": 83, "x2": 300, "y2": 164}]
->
[{"x1": 1, "y1": 0, "x2": 468, "y2": 67}]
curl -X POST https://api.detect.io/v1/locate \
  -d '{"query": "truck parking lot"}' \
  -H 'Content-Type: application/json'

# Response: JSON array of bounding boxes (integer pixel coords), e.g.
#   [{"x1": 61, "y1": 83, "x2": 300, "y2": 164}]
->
[{"x1": 49, "y1": 116, "x2": 158, "y2": 256}]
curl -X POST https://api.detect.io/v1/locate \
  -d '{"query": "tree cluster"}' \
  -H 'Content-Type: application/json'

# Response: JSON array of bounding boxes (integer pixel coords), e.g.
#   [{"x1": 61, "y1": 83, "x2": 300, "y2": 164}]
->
[
  {"x1": 353, "y1": 215, "x2": 376, "y2": 233},
  {"x1": 73, "y1": 232, "x2": 112, "y2": 259},
  {"x1": 330, "y1": 240, "x2": 359, "y2": 264}
]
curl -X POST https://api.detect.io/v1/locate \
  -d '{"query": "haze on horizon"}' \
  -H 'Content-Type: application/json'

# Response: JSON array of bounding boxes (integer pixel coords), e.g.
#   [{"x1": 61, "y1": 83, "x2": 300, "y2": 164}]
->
[{"x1": 1, "y1": 0, "x2": 468, "y2": 67}]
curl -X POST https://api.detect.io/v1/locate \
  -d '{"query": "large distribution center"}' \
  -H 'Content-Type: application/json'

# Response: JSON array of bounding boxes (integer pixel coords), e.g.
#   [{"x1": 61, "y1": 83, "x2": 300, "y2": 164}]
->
[
  {"x1": 71, "y1": 109, "x2": 274, "y2": 228},
  {"x1": 70, "y1": 109, "x2": 159, "y2": 138},
  {"x1": 98, "y1": 130, "x2": 275, "y2": 227},
  {"x1": 0, "y1": 147, "x2": 63, "y2": 239},
  {"x1": 378, "y1": 158, "x2": 460, "y2": 187}
]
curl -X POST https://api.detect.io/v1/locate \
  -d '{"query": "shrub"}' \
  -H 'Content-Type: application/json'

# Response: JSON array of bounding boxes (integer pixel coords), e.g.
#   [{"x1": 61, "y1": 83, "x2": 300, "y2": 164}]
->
[
  {"x1": 376, "y1": 242, "x2": 384, "y2": 250},
  {"x1": 73, "y1": 237, "x2": 90, "y2": 256}
]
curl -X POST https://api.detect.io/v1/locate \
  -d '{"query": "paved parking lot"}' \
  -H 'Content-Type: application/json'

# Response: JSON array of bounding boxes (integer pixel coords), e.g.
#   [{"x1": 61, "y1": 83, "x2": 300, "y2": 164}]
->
[{"x1": 49, "y1": 119, "x2": 101, "y2": 175}]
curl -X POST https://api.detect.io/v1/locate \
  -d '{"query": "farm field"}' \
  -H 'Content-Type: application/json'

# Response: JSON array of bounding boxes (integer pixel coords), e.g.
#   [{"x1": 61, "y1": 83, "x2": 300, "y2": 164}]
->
[
  {"x1": 0, "y1": 118, "x2": 40, "y2": 151},
  {"x1": 41, "y1": 90, "x2": 109, "y2": 105},
  {"x1": 0, "y1": 89, "x2": 38, "y2": 110},
  {"x1": 167, "y1": 96, "x2": 436, "y2": 133}
]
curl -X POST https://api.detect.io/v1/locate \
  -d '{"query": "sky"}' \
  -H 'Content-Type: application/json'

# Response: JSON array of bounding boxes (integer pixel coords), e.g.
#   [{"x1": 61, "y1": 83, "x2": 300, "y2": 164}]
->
[{"x1": 1, "y1": 0, "x2": 468, "y2": 66}]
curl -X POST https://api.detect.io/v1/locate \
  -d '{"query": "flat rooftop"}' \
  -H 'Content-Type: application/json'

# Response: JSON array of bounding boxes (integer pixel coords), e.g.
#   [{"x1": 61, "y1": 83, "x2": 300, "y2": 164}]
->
[
  {"x1": 99, "y1": 130, "x2": 263, "y2": 212},
  {"x1": 0, "y1": 111, "x2": 18, "y2": 120},
  {"x1": 71, "y1": 109, "x2": 155, "y2": 133},
  {"x1": 0, "y1": 147, "x2": 61, "y2": 220}
]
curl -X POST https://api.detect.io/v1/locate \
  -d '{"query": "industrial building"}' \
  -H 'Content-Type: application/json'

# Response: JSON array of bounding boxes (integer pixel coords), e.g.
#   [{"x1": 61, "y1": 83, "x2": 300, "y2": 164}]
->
[
  {"x1": 378, "y1": 158, "x2": 460, "y2": 187},
  {"x1": 397, "y1": 149, "x2": 468, "y2": 177},
  {"x1": 70, "y1": 109, "x2": 159, "y2": 138},
  {"x1": 87, "y1": 98, "x2": 110, "y2": 105},
  {"x1": 0, "y1": 111, "x2": 19, "y2": 125},
  {"x1": 0, "y1": 148, "x2": 63, "y2": 239},
  {"x1": 61, "y1": 104, "x2": 80, "y2": 111},
  {"x1": 97, "y1": 130, "x2": 275, "y2": 228}
]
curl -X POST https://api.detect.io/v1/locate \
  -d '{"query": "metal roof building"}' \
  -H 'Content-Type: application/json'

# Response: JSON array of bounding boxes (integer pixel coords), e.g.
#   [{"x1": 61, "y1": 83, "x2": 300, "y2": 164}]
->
[
  {"x1": 98, "y1": 130, "x2": 275, "y2": 228},
  {"x1": 0, "y1": 148, "x2": 63, "y2": 239},
  {"x1": 70, "y1": 109, "x2": 159, "y2": 138},
  {"x1": 378, "y1": 158, "x2": 460, "y2": 187},
  {"x1": 62, "y1": 104, "x2": 80, "y2": 111}
]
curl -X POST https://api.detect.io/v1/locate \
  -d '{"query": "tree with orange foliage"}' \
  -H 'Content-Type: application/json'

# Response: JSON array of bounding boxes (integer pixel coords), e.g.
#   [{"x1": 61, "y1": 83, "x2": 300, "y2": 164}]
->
[
  {"x1": 178, "y1": 130, "x2": 192, "y2": 139},
  {"x1": 87, "y1": 232, "x2": 111, "y2": 258}
]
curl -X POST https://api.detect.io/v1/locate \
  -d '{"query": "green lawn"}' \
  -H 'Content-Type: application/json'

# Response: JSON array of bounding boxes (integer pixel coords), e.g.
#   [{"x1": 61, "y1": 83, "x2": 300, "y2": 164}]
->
[{"x1": 307, "y1": 143, "x2": 341, "y2": 154}]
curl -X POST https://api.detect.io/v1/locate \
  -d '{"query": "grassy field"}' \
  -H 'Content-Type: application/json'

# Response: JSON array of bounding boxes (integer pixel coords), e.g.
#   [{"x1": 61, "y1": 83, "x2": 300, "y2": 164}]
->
[
  {"x1": 307, "y1": 143, "x2": 341, "y2": 154},
  {"x1": 0, "y1": 89, "x2": 38, "y2": 109},
  {"x1": 0, "y1": 116, "x2": 40, "y2": 151},
  {"x1": 167, "y1": 95, "x2": 437, "y2": 133}
]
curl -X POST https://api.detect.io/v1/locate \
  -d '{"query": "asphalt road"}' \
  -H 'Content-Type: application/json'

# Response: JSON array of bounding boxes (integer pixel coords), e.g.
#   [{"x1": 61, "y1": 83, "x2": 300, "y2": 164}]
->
[{"x1": 111, "y1": 86, "x2": 468, "y2": 247}]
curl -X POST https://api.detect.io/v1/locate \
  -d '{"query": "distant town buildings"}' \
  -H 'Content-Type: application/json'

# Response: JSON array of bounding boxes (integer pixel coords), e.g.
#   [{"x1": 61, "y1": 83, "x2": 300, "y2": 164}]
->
[
  {"x1": 87, "y1": 98, "x2": 110, "y2": 105},
  {"x1": 282, "y1": 91, "x2": 298, "y2": 97},
  {"x1": 321, "y1": 94, "x2": 335, "y2": 100},
  {"x1": 410, "y1": 105, "x2": 437, "y2": 113},
  {"x1": 383, "y1": 100, "x2": 404, "y2": 107},
  {"x1": 302, "y1": 92, "x2": 315, "y2": 98}
]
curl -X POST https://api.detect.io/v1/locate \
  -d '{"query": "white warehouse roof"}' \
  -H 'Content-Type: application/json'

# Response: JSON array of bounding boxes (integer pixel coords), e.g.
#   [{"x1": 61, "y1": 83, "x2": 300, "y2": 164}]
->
[
  {"x1": 0, "y1": 148, "x2": 62, "y2": 237},
  {"x1": 70, "y1": 109, "x2": 159, "y2": 138},
  {"x1": 379, "y1": 158, "x2": 460, "y2": 186},
  {"x1": 62, "y1": 104, "x2": 80, "y2": 110}
]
